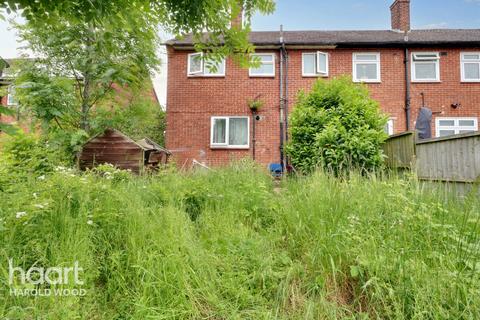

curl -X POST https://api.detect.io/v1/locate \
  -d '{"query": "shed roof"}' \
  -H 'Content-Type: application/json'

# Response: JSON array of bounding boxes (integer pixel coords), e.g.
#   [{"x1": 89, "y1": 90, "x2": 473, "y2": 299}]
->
[
  {"x1": 167, "y1": 29, "x2": 480, "y2": 48},
  {"x1": 136, "y1": 138, "x2": 171, "y2": 154}
]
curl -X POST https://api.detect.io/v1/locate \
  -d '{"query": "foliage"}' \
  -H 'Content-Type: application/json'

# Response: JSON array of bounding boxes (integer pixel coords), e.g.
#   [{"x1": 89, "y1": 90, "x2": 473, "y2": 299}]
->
[
  {"x1": 2, "y1": 0, "x2": 275, "y2": 68},
  {"x1": 14, "y1": 61, "x2": 79, "y2": 130},
  {"x1": 13, "y1": 5, "x2": 161, "y2": 131},
  {"x1": 94, "y1": 98, "x2": 166, "y2": 146},
  {"x1": 247, "y1": 95, "x2": 265, "y2": 112},
  {"x1": 0, "y1": 159, "x2": 479, "y2": 318},
  {"x1": 286, "y1": 77, "x2": 388, "y2": 174}
]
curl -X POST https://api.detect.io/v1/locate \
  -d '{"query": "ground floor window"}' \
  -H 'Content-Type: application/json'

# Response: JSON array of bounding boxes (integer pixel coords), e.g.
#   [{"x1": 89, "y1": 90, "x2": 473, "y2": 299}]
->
[
  {"x1": 7, "y1": 85, "x2": 16, "y2": 106},
  {"x1": 211, "y1": 116, "x2": 249, "y2": 148},
  {"x1": 384, "y1": 119, "x2": 394, "y2": 135},
  {"x1": 435, "y1": 117, "x2": 478, "y2": 137}
]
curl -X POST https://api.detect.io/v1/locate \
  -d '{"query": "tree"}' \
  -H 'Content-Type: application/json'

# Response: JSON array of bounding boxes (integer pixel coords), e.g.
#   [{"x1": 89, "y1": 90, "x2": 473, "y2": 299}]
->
[
  {"x1": 2, "y1": 0, "x2": 275, "y2": 66},
  {"x1": 285, "y1": 77, "x2": 388, "y2": 174},
  {"x1": 14, "y1": 6, "x2": 161, "y2": 131}
]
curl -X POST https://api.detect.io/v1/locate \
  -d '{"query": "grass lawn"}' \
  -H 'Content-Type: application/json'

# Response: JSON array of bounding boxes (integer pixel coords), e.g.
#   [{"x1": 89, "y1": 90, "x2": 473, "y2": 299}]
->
[{"x1": 0, "y1": 162, "x2": 479, "y2": 319}]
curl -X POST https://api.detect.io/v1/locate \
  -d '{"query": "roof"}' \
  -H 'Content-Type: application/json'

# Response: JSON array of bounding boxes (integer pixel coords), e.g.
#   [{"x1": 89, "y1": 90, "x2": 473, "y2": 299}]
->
[
  {"x1": 167, "y1": 29, "x2": 480, "y2": 48},
  {"x1": 136, "y1": 138, "x2": 171, "y2": 154}
]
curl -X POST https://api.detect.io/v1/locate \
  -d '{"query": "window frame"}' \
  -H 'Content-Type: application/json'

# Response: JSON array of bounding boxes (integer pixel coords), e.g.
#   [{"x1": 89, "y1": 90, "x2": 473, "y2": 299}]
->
[
  {"x1": 249, "y1": 53, "x2": 276, "y2": 77},
  {"x1": 411, "y1": 52, "x2": 440, "y2": 83},
  {"x1": 460, "y1": 52, "x2": 480, "y2": 83},
  {"x1": 385, "y1": 119, "x2": 394, "y2": 136},
  {"x1": 187, "y1": 52, "x2": 226, "y2": 77},
  {"x1": 352, "y1": 52, "x2": 381, "y2": 83},
  {"x1": 7, "y1": 85, "x2": 16, "y2": 106},
  {"x1": 302, "y1": 52, "x2": 329, "y2": 77},
  {"x1": 210, "y1": 116, "x2": 250, "y2": 149},
  {"x1": 435, "y1": 117, "x2": 478, "y2": 137}
]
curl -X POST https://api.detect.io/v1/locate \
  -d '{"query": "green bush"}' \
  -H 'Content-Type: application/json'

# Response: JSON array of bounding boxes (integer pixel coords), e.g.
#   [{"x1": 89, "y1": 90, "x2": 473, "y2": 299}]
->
[{"x1": 286, "y1": 77, "x2": 388, "y2": 174}]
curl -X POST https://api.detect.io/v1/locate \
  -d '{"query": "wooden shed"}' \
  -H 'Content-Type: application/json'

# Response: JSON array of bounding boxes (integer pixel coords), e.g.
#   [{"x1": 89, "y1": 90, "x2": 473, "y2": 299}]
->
[{"x1": 78, "y1": 129, "x2": 169, "y2": 174}]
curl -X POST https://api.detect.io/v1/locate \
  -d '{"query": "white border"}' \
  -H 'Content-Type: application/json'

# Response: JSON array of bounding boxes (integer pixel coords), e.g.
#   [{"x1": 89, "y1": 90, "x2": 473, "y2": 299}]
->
[
  {"x1": 352, "y1": 52, "x2": 381, "y2": 83},
  {"x1": 411, "y1": 52, "x2": 440, "y2": 83},
  {"x1": 435, "y1": 117, "x2": 478, "y2": 137},
  {"x1": 187, "y1": 53, "x2": 226, "y2": 77},
  {"x1": 460, "y1": 52, "x2": 480, "y2": 83},
  {"x1": 302, "y1": 52, "x2": 329, "y2": 77},
  {"x1": 210, "y1": 116, "x2": 250, "y2": 149},
  {"x1": 249, "y1": 53, "x2": 275, "y2": 77}
]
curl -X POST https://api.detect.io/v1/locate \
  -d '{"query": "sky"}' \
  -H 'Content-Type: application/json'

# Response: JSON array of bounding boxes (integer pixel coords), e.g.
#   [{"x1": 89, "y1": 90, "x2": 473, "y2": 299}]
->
[{"x1": 1, "y1": 0, "x2": 479, "y2": 104}]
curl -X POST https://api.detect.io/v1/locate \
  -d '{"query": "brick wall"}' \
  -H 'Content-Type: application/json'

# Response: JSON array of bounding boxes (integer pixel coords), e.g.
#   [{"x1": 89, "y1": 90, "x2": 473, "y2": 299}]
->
[
  {"x1": 390, "y1": 0, "x2": 410, "y2": 32},
  {"x1": 166, "y1": 46, "x2": 480, "y2": 167}
]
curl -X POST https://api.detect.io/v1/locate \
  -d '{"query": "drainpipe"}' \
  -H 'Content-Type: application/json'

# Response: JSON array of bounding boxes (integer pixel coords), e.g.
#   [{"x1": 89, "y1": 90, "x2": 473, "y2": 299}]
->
[
  {"x1": 284, "y1": 38, "x2": 289, "y2": 161},
  {"x1": 279, "y1": 25, "x2": 285, "y2": 168},
  {"x1": 252, "y1": 111, "x2": 257, "y2": 161},
  {"x1": 404, "y1": 47, "x2": 411, "y2": 131}
]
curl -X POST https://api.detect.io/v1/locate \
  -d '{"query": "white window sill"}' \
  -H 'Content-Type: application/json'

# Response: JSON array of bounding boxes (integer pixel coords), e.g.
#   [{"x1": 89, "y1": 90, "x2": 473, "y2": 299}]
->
[
  {"x1": 411, "y1": 80, "x2": 441, "y2": 83},
  {"x1": 461, "y1": 80, "x2": 480, "y2": 83},
  {"x1": 211, "y1": 145, "x2": 250, "y2": 150},
  {"x1": 188, "y1": 74, "x2": 225, "y2": 78},
  {"x1": 303, "y1": 74, "x2": 329, "y2": 78}
]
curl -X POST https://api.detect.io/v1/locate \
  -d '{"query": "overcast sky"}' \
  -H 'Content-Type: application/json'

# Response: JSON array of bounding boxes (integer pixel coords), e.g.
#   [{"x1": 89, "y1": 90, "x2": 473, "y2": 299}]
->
[{"x1": 1, "y1": 0, "x2": 479, "y2": 104}]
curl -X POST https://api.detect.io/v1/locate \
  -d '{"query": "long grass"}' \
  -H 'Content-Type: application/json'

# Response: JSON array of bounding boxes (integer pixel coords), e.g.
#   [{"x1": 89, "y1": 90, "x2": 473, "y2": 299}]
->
[{"x1": 0, "y1": 162, "x2": 479, "y2": 319}]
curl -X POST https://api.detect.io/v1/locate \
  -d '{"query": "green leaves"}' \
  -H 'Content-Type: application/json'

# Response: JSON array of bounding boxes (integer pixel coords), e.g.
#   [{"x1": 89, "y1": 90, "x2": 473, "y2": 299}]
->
[{"x1": 286, "y1": 77, "x2": 388, "y2": 174}]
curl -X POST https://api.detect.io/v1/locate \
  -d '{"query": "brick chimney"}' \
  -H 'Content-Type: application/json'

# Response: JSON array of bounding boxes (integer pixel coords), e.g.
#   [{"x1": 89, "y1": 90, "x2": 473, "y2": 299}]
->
[
  {"x1": 390, "y1": 0, "x2": 410, "y2": 32},
  {"x1": 231, "y1": 3, "x2": 244, "y2": 29}
]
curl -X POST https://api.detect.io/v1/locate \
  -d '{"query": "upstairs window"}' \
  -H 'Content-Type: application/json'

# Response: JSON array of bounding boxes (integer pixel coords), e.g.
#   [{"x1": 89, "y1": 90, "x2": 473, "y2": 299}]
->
[
  {"x1": 412, "y1": 52, "x2": 440, "y2": 82},
  {"x1": 249, "y1": 53, "x2": 275, "y2": 77},
  {"x1": 187, "y1": 52, "x2": 225, "y2": 77},
  {"x1": 302, "y1": 52, "x2": 329, "y2": 77},
  {"x1": 461, "y1": 52, "x2": 480, "y2": 82},
  {"x1": 435, "y1": 117, "x2": 478, "y2": 137},
  {"x1": 7, "y1": 85, "x2": 16, "y2": 106},
  {"x1": 211, "y1": 116, "x2": 249, "y2": 148},
  {"x1": 353, "y1": 53, "x2": 380, "y2": 82}
]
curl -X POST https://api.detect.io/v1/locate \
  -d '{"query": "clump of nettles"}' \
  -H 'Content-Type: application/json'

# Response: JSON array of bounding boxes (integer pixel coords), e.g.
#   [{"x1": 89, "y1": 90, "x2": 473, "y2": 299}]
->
[{"x1": 286, "y1": 77, "x2": 388, "y2": 174}]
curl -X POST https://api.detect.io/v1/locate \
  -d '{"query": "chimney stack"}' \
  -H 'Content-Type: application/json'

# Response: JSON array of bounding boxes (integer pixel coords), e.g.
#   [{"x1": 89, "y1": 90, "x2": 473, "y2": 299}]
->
[
  {"x1": 390, "y1": 0, "x2": 410, "y2": 32},
  {"x1": 231, "y1": 2, "x2": 244, "y2": 29}
]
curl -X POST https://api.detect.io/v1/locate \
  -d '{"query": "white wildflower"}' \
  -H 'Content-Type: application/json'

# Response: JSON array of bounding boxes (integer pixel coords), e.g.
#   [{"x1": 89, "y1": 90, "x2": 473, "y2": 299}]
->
[
  {"x1": 16, "y1": 212, "x2": 27, "y2": 219},
  {"x1": 34, "y1": 204, "x2": 45, "y2": 209},
  {"x1": 38, "y1": 175, "x2": 46, "y2": 180},
  {"x1": 33, "y1": 193, "x2": 38, "y2": 199},
  {"x1": 87, "y1": 220, "x2": 94, "y2": 225}
]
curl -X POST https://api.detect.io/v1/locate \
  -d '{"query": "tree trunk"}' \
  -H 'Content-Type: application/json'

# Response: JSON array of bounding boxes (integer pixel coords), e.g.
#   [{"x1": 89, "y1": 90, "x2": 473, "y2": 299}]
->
[{"x1": 80, "y1": 76, "x2": 90, "y2": 131}]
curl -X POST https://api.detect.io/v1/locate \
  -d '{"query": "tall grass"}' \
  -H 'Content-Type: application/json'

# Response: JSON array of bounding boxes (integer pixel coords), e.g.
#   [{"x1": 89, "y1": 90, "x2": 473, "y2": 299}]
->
[{"x1": 0, "y1": 162, "x2": 479, "y2": 319}]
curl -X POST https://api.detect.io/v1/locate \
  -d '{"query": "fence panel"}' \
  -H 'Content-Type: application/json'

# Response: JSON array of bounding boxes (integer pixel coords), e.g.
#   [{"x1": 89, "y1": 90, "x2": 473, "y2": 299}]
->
[
  {"x1": 415, "y1": 132, "x2": 480, "y2": 183},
  {"x1": 383, "y1": 131, "x2": 416, "y2": 169}
]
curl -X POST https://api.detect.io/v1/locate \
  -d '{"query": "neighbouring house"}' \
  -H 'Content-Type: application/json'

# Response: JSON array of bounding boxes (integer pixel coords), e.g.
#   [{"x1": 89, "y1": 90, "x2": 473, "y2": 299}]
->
[
  {"x1": 165, "y1": 0, "x2": 480, "y2": 168},
  {"x1": 0, "y1": 57, "x2": 18, "y2": 125}
]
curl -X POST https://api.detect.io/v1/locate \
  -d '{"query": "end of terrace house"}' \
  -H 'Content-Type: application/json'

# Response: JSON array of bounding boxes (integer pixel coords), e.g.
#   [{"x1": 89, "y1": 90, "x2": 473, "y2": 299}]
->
[{"x1": 165, "y1": 0, "x2": 480, "y2": 168}]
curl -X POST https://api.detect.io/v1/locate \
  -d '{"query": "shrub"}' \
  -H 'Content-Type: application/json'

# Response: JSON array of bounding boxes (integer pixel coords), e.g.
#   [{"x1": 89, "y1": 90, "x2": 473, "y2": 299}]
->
[{"x1": 286, "y1": 77, "x2": 388, "y2": 174}]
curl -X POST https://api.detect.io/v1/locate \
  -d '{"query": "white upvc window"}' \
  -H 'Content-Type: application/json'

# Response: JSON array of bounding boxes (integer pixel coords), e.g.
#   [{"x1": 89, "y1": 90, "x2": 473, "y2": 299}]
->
[
  {"x1": 249, "y1": 53, "x2": 275, "y2": 77},
  {"x1": 353, "y1": 53, "x2": 381, "y2": 83},
  {"x1": 411, "y1": 52, "x2": 440, "y2": 82},
  {"x1": 385, "y1": 119, "x2": 394, "y2": 135},
  {"x1": 461, "y1": 52, "x2": 480, "y2": 82},
  {"x1": 435, "y1": 117, "x2": 478, "y2": 137},
  {"x1": 302, "y1": 52, "x2": 329, "y2": 77},
  {"x1": 187, "y1": 52, "x2": 226, "y2": 77},
  {"x1": 7, "y1": 85, "x2": 16, "y2": 106},
  {"x1": 211, "y1": 116, "x2": 249, "y2": 148}
]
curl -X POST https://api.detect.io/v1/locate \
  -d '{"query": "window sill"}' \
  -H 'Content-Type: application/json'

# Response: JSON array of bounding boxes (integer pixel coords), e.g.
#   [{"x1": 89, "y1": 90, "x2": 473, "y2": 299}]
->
[
  {"x1": 303, "y1": 74, "x2": 329, "y2": 78},
  {"x1": 411, "y1": 80, "x2": 441, "y2": 83},
  {"x1": 461, "y1": 80, "x2": 480, "y2": 83},
  {"x1": 210, "y1": 145, "x2": 250, "y2": 150},
  {"x1": 188, "y1": 74, "x2": 225, "y2": 78}
]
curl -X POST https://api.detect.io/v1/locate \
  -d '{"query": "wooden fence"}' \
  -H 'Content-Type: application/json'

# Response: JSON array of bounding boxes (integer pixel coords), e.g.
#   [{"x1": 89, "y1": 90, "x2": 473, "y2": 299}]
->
[{"x1": 384, "y1": 131, "x2": 480, "y2": 184}]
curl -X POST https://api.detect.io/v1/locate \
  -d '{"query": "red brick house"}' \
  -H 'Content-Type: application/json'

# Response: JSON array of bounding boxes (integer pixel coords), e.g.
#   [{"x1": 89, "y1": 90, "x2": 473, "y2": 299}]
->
[{"x1": 166, "y1": 0, "x2": 480, "y2": 168}]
